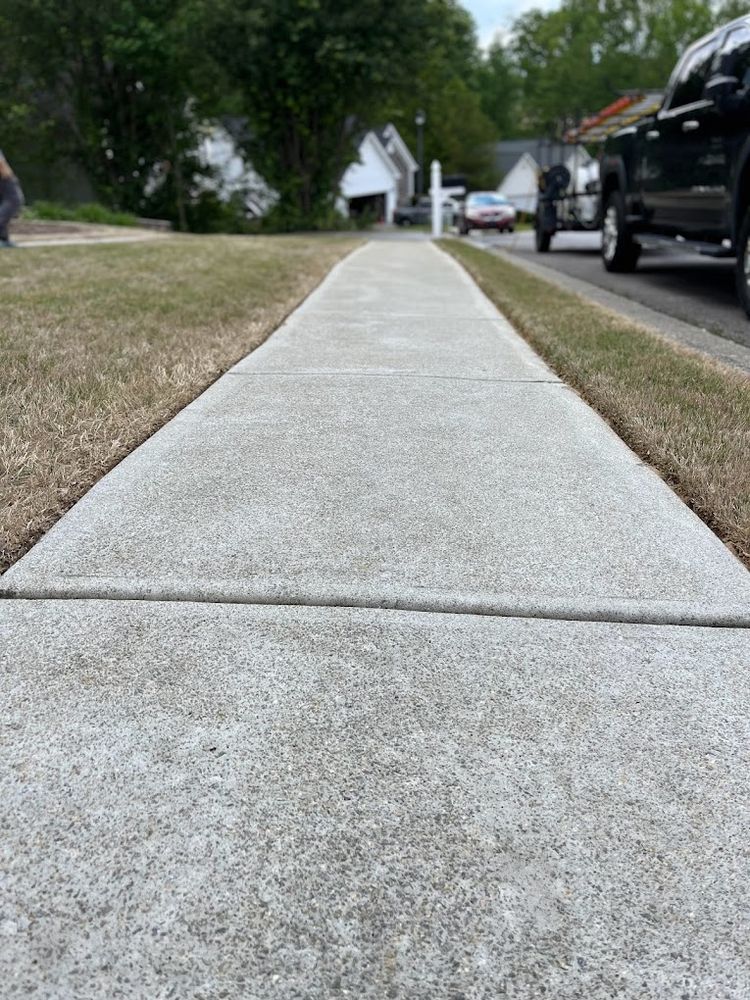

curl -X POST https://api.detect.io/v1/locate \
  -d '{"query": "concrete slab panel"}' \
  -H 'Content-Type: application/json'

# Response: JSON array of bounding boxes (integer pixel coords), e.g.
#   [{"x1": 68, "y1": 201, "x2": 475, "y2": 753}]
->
[
  {"x1": 3, "y1": 375, "x2": 749, "y2": 623},
  {"x1": 1, "y1": 599, "x2": 749, "y2": 998},
  {"x1": 296, "y1": 240, "x2": 498, "y2": 319},
  {"x1": 232, "y1": 314, "x2": 557, "y2": 380}
]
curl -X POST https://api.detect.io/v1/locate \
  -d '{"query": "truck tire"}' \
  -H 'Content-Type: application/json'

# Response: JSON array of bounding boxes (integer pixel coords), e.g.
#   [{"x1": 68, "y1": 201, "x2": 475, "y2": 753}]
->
[
  {"x1": 735, "y1": 208, "x2": 750, "y2": 319},
  {"x1": 602, "y1": 190, "x2": 640, "y2": 272},
  {"x1": 535, "y1": 219, "x2": 551, "y2": 252}
]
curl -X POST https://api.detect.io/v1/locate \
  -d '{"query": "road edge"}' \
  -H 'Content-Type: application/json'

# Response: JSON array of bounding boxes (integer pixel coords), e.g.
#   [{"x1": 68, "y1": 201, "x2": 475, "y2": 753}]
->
[{"x1": 463, "y1": 235, "x2": 750, "y2": 375}]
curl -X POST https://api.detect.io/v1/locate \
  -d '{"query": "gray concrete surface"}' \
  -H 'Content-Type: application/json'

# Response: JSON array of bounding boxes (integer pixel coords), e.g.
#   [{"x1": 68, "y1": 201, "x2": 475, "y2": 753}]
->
[
  {"x1": 2, "y1": 599, "x2": 750, "y2": 999},
  {"x1": 15, "y1": 233, "x2": 168, "y2": 248},
  {"x1": 235, "y1": 315, "x2": 556, "y2": 379},
  {"x1": 470, "y1": 230, "x2": 750, "y2": 369},
  {"x1": 2, "y1": 237, "x2": 750, "y2": 997},
  {"x1": 3, "y1": 241, "x2": 749, "y2": 624},
  {"x1": 3, "y1": 372, "x2": 750, "y2": 624},
  {"x1": 293, "y1": 242, "x2": 499, "y2": 319}
]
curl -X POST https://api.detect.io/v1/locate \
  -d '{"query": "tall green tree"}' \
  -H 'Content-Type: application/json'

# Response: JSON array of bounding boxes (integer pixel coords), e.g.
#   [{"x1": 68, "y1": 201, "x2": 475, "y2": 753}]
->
[
  {"x1": 715, "y1": 0, "x2": 749, "y2": 21},
  {"x1": 477, "y1": 42, "x2": 523, "y2": 140},
  {"x1": 205, "y1": 0, "x2": 436, "y2": 227},
  {"x1": 0, "y1": 0, "x2": 207, "y2": 225},
  {"x1": 510, "y1": 0, "x2": 716, "y2": 135},
  {"x1": 384, "y1": 0, "x2": 497, "y2": 189}
]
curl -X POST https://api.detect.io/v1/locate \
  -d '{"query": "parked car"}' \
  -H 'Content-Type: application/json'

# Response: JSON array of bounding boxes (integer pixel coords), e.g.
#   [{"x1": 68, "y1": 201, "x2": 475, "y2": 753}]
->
[
  {"x1": 456, "y1": 192, "x2": 517, "y2": 234},
  {"x1": 394, "y1": 196, "x2": 458, "y2": 226},
  {"x1": 599, "y1": 14, "x2": 750, "y2": 316}
]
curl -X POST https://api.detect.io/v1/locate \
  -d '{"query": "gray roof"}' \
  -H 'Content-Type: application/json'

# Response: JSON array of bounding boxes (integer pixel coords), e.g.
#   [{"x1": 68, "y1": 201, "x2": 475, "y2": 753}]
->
[{"x1": 494, "y1": 139, "x2": 575, "y2": 180}]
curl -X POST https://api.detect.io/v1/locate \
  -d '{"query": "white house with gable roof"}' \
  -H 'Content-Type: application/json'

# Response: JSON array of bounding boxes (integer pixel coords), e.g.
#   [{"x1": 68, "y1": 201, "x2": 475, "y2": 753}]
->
[
  {"x1": 195, "y1": 119, "x2": 417, "y2": 224},
  {"x1": 497, "y1": 152, "x2": 539, "y2": 214},
  {"x1": 339, "y1": 123, "x2": 418, "y2": 224}
]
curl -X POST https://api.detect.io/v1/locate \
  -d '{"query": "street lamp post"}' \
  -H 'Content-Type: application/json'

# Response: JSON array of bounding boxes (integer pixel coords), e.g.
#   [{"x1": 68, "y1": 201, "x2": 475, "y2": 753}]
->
[{"x1": 415, "y1": 110, "x2": 426, "y2": 197}]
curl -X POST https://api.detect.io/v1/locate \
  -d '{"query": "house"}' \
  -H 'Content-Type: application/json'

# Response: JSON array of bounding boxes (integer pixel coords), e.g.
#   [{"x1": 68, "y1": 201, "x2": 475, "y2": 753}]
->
[
  {"x1": 194, "y1": 119, "x2": 417, "y2": 224},
  {"x1": 196, "y1": 121, "x2": 277, "y2": 217},
  {"x1": 497, "y1": 151, "x2": 539, "y2": 214},
  {"x1": 493, "y1": 138, "x2": 575, "y2": 179},
  {"x1": 339, "y1": 123, "x2": 418, "y2": 224},
  {"x1": 495, "y1": 140, "x2": 598, "y2": 217}
]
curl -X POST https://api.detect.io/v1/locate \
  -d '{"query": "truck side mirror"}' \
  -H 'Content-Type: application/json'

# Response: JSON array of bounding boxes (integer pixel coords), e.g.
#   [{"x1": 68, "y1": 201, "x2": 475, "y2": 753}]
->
[{"x1": 703, "y1": 74, "x2": 740, "y2": 106}]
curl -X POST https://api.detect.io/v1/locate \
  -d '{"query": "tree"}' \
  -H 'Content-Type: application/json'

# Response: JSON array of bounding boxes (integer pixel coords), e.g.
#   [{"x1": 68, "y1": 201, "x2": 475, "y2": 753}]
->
[
  {"x1": 205, "y1": 0, "x2": 434, "y2": 227},
  {"x1": 0, "y1": 5, "x2": 55, "y2": 163},
  {"x1": 510, "y1": 0, "x2": 716, "y2": 135},
  {"x1": 0, "y1": 0, "x2": 207, "y2": 226},
  {"x1": 715, "y1": 0, "x2": 749, "y2": 21},
  {"x1": 384, "y1": 0, "x2": 497, "y2": 190},
  {"x1": 477, "y1": 42, "x2": 523, "y2": 140}
]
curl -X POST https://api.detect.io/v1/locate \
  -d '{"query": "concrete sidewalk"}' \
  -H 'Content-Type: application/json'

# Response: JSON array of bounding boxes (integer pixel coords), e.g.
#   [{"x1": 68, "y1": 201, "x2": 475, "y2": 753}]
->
[
  {"x1": 12, "y1": 219, "x2": 170, "y2": 248},
  {"x1": 2, "y1": 241, "x2": 749, "y2": 998}
]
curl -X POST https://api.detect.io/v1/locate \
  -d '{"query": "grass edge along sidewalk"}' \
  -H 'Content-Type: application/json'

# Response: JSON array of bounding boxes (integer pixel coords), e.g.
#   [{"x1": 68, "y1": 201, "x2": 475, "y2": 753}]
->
[
  {"x1": 442, "y1": 238, "x2": 750, "y2": 570},
  {"x1": 1, "y1": 234, "x2": 360, "y2": 574}
]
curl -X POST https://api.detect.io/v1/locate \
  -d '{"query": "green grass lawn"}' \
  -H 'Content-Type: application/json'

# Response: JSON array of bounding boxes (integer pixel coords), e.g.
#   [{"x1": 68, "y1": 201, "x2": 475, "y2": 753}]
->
[
  {"x1": 0, "y1": 234, "x2": 359, "y2": 571},
  {"x1": 443, "y1": 238, "x2": 750, "y2": 568}
]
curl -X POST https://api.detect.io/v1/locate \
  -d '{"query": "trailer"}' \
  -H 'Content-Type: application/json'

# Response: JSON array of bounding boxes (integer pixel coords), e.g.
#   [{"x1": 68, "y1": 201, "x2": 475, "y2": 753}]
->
[{"x1": 534, "y1": 92, "x2": 663, "y2": 253}]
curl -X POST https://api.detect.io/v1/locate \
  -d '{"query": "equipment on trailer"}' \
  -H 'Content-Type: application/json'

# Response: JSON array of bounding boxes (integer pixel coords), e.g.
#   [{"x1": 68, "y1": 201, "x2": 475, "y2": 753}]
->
[{"x1": 533, "y1": 91, "x2": 663, "y2": 253}]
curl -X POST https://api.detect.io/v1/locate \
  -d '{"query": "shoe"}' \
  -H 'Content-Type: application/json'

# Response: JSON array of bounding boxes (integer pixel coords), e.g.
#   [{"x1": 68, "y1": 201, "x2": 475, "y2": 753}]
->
[{"x1": 0, "y1": 238, "x2": 18, "y2": 248}]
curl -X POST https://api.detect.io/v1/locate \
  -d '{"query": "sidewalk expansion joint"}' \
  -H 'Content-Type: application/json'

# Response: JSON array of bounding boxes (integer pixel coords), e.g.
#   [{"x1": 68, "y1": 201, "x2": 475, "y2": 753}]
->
[
  {"x1": 226, "y1": 371, "x2": 563, "y2": 384},
  {"x1": 2, "y1": 582, "x2": 748, "y2": 630},
  {"x1": 299, "y1": 313, "x2": 510, "y2": 322}
]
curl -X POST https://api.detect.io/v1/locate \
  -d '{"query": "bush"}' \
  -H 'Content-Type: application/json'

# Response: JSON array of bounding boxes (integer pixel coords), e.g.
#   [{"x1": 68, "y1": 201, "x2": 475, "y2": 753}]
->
[
  {"x1": 181, "y1": 192, "x2": 254, "y2": 234},
  {"x1": 254, "y1": 202, "x2": 371, "y2": 234},
  {"x1": 24, "y1": 201, "x2": 139, "y2": 227}
]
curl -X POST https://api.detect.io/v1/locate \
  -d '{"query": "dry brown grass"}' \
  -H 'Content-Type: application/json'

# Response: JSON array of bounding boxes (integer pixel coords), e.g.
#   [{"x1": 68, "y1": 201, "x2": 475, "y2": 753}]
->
[
  {"x1": 443, "y1": 239, "x2": 750, "y2": 568},
  {"x1": 1, "y1": 234, "x2": 358, "y2": 571}
]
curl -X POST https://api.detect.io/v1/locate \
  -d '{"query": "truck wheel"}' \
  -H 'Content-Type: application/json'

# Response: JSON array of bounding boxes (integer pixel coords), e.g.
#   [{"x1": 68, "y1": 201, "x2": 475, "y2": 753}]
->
[
  {"x1": 735, "y1": 209, "x2": 750, "y2": 319},
  {"x1": 535, "y1": 219, "x2": 551, "y2": 252},
  {"x1": 602, "y1": 191, "x2": 640, "y2": 272}
]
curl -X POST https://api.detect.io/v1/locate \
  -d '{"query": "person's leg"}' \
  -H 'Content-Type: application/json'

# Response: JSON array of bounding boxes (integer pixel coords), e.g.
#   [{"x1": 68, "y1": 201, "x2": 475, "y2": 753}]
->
[
  {"x1": 0, "y1": 179, "x2": 22, "y2": 243},
  {"x1": 0, "y1": 217, "x2": 10, "y2": 242},
  {"x1": 0, "y1": 199, "x2": 10, "y2": 242}
]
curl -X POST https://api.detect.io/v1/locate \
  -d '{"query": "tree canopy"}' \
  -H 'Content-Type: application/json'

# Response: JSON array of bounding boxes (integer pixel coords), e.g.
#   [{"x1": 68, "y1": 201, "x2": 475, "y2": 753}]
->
[
  {"x1": 0, "y1": 0, "x2": 741, "y2": 227},
  {"x1": 204, "y1": 0, "x2": 436, "y2": 227},
  {"x1": 503, "y1": 0, "x2": 720, "y2": 135}
]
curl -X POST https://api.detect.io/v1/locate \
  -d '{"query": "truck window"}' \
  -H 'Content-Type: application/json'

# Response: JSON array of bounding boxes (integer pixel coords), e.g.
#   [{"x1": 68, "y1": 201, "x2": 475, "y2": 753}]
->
[
  {"x1": 666, "y1": 39, "x2": 719, "y2": 109},
  {"x1": 721, "y1": 24, "x2": 750, "y2": 87}
]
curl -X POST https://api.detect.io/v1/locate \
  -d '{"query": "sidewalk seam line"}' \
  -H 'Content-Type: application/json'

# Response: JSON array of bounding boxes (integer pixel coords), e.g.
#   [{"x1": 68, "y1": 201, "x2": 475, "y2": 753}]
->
[
  {"x1": 2, "y1": 588, "x2": 747, "y2": 630},
  {"x1": 300, "y1": 314, "x2": 508, "y2": 321},
  {"x1": 225, "y1": 372, "x2": 563, "y2": 384}
]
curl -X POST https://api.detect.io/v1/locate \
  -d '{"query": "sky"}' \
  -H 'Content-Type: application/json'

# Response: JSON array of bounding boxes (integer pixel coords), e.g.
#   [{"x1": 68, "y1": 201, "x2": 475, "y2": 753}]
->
[{"x1": 461, "y1": 0, "x2": 562, "y2": 48}]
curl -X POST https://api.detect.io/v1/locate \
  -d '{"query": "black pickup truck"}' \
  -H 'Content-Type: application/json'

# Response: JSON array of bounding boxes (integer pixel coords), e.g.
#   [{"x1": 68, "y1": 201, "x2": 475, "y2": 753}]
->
[{"x1": 599, "y1": 16, "x2": 750, "y2": 317}]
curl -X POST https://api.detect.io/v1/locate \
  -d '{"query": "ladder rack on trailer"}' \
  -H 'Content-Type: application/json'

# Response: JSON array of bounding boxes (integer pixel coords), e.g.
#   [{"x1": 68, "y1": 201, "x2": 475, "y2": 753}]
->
[{"x1": 535, "y1": 91, "x2": 663, "y2": 253}]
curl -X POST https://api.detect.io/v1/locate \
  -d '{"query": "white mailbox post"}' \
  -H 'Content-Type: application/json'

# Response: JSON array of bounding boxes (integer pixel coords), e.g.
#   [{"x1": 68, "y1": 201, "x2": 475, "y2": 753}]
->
[{"x1": 430, "y1": 160, "x2": 442, "y2": 238}]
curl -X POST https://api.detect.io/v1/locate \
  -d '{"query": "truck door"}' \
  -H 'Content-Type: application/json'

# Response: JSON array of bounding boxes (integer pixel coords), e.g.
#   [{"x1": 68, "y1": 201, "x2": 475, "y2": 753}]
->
[
  {"x1": 713, "y1": 24, "x2": 750, "y2": 235},
  {"x1": 643, "y1": 36, "x2": 723, "y2": 235}
]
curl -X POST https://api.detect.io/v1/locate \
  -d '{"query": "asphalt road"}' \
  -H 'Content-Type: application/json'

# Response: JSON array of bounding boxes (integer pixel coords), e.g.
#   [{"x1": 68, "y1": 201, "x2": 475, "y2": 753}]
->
[{"x1": 474, "y1": 229, "x2": 750, "y2": 349}]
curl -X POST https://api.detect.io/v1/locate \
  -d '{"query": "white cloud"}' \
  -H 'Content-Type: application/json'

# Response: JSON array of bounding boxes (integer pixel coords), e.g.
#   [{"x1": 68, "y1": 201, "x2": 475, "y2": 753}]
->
[{"x1": 461, "y1": 0, "x2": 563, "y2": 49}]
